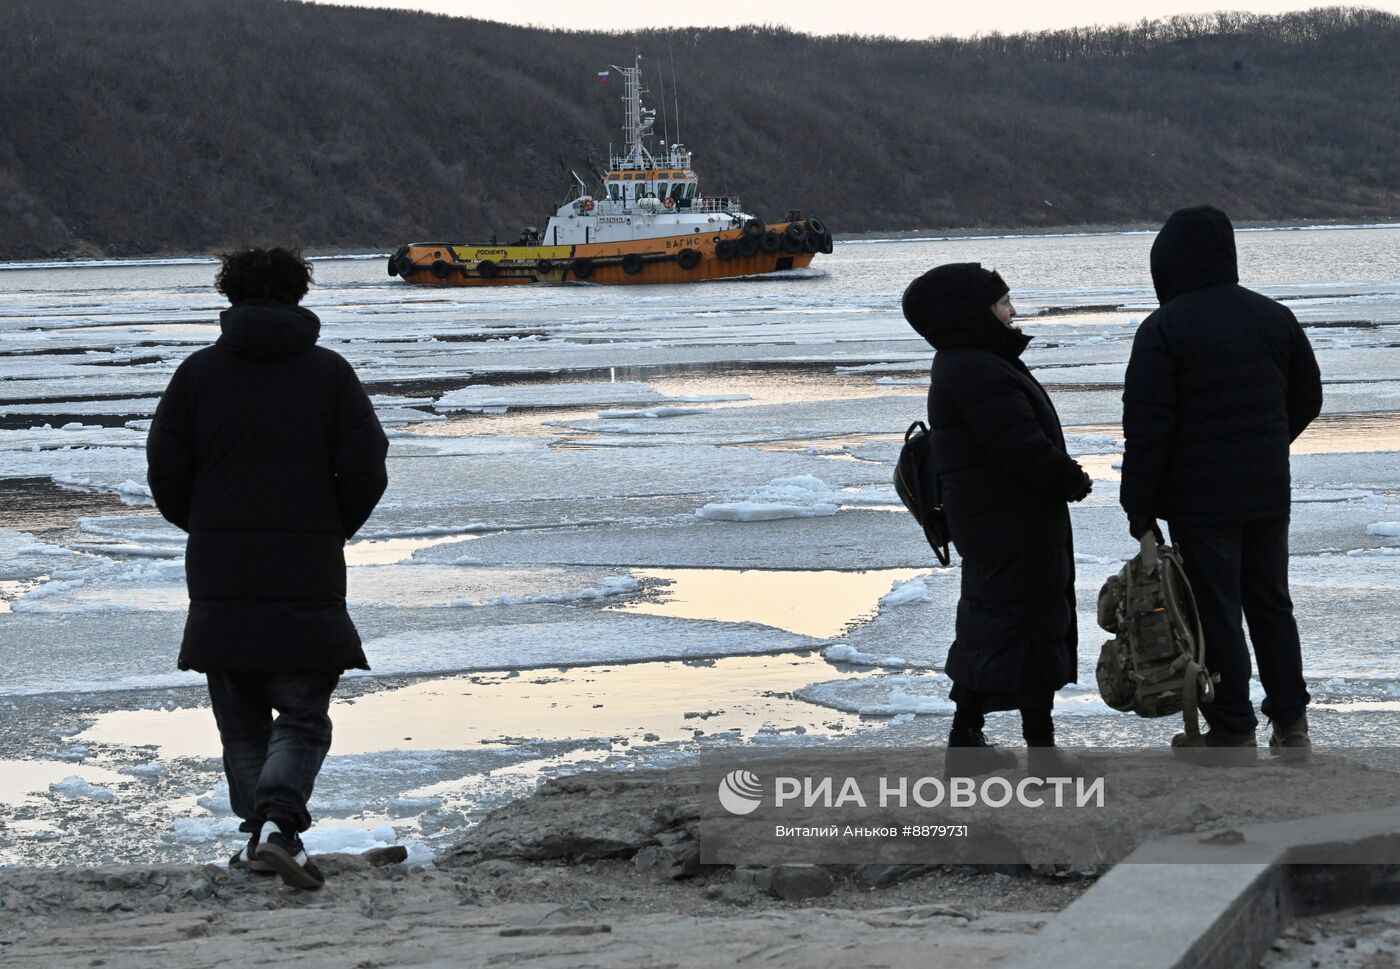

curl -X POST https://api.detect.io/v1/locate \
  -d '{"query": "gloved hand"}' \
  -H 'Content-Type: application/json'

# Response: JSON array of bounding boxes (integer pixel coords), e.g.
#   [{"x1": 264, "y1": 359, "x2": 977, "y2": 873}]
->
[
  {"x1": 1129, "y1": 515, "x2": 1164, "y2": 543},
  {"x1": 1067, "y1": 470, "x2": 1093, "y2": 503}
]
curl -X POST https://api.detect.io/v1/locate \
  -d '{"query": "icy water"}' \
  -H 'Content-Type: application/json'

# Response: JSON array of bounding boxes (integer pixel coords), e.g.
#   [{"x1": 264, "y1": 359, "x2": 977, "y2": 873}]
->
[{"x1": 2, "y1": 227, "x2": 1399, "y2": 866}]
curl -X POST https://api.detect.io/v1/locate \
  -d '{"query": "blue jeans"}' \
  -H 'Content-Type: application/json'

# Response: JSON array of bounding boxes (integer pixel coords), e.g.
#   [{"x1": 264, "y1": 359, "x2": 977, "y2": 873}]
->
[{"x1": 206, "y1": 671, "x2": 339, "y2": 834}]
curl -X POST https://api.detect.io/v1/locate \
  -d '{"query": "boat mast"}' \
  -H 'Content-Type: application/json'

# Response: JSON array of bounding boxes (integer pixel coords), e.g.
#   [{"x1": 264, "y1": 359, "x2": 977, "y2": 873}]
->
[{"x1": 611, "y1": 55, "x2": 655, "y2": 169}]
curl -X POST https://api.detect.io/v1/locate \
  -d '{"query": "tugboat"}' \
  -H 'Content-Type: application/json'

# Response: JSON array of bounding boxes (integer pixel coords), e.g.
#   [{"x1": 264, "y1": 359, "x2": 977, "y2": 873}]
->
[{"x1": 388, "y1": 57, "x2": 831, "y2": 286}]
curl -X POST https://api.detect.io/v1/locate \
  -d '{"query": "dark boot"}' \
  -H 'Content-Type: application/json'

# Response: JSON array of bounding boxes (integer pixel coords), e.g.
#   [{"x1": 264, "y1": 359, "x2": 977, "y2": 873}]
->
[
  {"x1": 1171, "y1": 725, "x2": 1257, "y2": 767},
  {"x1": 946, "y1": 728, "x2": 1019, "y2": 776},
  {"x1": 1268, "y1": 711, "x2": 1310, "y2": 763},
  {"x1": 1024, "y1": 740, "x2": 1094, "y2": 780}
]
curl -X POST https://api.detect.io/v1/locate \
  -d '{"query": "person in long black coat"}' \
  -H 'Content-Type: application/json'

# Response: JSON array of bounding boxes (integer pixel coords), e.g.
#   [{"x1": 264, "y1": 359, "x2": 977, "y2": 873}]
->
[
  {"x1": 147, "y1": 248, "x2": 388, "y2": 888},
  {"x1": 1121, "y1": 206, "x2": 1322, "y2": 751},
  {"x1": 903, "y1": 263, "x2": 1092, "y2": 758}
]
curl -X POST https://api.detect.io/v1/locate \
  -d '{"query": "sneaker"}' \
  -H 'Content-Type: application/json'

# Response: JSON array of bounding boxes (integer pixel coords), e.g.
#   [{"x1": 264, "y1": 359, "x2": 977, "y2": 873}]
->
[
  {"x1": 229, "y1": 830, "x2": 274, "y2": 874},
  {"x1": 946, "y1": 728, "x2": 1019, "y2": 776},
  {"x1": 254, "y1": 822, "x2": 325, "y2": 890},
  {"x1": 1171, "y1": 726, "x2": 1257, "y2": 766},
  {"x1": 1268, "y1": 712, "x2": 1311, "y2": 763}
]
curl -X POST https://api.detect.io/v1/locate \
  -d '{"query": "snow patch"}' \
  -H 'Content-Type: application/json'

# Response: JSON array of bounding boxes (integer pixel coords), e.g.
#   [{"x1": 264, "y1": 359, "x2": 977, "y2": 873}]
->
[
  {"x1": 49, "y1": 776, "x2": 117, "y2": 802},
  {"x1": 696, "y1": 474, "x2": 888, "y2": 522},
  {"x1": 879, "y1": 576, "x2": 932, "y2": 607},
  {"x1": 436, "y1": 381, "x2": 666, "y2": 412},
  {"x1": 822, "y1": 643, "x2": 910, "y2": 668},
  {"x1": 482, "y1": 575, "x2": 641, "y2": 607}
]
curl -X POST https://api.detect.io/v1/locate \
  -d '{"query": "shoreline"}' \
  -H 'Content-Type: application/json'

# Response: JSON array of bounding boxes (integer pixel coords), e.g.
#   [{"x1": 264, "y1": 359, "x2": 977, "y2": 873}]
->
[
  {"x1": 4, "y1": 217, "x2": 1398, "y2": 268},
  {"x1": 5, "y1": 756, "x2": 1400, "y2": 966}
]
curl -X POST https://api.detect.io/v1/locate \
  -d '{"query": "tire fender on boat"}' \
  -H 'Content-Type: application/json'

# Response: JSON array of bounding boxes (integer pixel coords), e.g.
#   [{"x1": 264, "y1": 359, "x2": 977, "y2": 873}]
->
[
  {"x1": 737, "y1": 235, "x2": 759, "y2": 257},
  {"x1": 806, "y1": 217, "x2": 828, "y2": 236},
  {"x1": 431, "y1": 259, "x2": 451, "y2": 279},
  {"x1": 477, "y1": 259, "x2": 499, "y2": 278},
  {"x1": 743, "y1": 218, "x2": 764, "y2": 238},
  {"x1": 760, "y1": 231, "x2": 781, "y2": 253},
  {"x1": 676, "y1": 248, "x2": 701, "y2": 269},
  {"x1": 715, "y1": 239, "x2": 737, "y2": 261},
  {"x1": 571, "y1": 258, "x2": 594, "y2": 279},
  {"x1": 621, "y1": 253, "x2": 644, "y2": 275}
]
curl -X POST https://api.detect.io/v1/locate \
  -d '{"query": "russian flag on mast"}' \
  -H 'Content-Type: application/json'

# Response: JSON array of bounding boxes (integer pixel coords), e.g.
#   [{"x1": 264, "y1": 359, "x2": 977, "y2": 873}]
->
[{"x1": 596, "y1": 70, "x2": 609, "y2": 82}]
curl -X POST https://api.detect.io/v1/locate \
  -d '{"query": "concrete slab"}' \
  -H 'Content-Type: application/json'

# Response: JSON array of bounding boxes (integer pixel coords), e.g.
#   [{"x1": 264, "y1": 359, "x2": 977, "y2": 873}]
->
[{"x1": 1003, "y1": 806, "x2": 1400, "y2": 969}]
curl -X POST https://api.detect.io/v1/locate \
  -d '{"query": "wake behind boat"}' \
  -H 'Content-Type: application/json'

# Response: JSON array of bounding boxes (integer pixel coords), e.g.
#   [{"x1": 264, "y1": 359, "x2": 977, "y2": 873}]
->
[{"x1": 388, "y1": 57, "x2": 832, "y2": 286}]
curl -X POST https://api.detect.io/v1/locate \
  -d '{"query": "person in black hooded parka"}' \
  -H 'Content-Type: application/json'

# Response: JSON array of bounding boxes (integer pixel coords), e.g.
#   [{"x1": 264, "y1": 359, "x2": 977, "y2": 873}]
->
[
  {"x1": 147, "y1": 248, "x2": 388, "y2": 888},
  {"x1": 1121, "y1": 206, "x2": 1322, "y2": 752},
  {"x1": 903, "y1": 264, "x2": 1093, "y2": 760}
]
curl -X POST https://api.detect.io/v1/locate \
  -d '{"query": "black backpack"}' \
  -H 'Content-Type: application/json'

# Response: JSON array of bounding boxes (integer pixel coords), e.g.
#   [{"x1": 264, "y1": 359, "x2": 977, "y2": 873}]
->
[{"x1": 894, "y1": 421, "x2": 951, "y2": 566}]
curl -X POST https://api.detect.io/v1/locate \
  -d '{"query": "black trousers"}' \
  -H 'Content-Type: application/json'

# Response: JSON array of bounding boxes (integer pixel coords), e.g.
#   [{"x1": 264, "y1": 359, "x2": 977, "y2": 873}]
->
[
  {"x1": 1169, "y1": 516, "x2": 1309, "y2": 734},
  {"x1": 206, "y1": 670, "x2": 339, "y2": 835}
]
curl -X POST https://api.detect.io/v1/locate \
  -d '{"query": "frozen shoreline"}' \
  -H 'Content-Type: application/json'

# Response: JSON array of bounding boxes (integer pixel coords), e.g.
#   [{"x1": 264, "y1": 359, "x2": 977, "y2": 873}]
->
[{"x1": 6, "y1": 752, "x2": 1400, "y2": 966}]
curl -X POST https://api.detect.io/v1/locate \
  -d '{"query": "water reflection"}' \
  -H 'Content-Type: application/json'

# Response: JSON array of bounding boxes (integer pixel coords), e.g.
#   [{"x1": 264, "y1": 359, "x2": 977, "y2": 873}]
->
[
  {"x1": 614, "y1": 567, "x2": 928, "y2": 638},
  {"x1": 78, "y1": 653, "x2": 870, "y2": 759}
]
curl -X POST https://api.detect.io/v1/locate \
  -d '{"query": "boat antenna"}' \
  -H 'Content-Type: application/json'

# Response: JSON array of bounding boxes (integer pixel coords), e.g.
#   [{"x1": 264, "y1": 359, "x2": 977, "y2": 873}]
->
[
  {"x1": 658, "y1": 63, "x2": 669, "y2": 156},
  {"x1": 668, "y1": 38, "x2": 681, "y2": 147}
]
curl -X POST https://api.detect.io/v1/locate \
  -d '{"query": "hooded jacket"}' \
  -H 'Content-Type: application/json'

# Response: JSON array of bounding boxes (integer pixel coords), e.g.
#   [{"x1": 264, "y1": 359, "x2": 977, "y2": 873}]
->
[
  {"x1": 905, "y1": 268, "x2": 1085, "y2": 701},
  {"x1": 1121, "y1": 206, "x2": 1323, "y2": 522},
  {"x1": 147, "y1": 299, "x2": 389, "y2": 672}
]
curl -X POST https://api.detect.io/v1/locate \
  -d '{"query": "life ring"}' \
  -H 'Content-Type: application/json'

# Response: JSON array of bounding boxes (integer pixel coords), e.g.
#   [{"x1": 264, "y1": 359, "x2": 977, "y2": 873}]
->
[
  {"x1": 621, "y1": 253, "x2": 644, "y2": 275},
  {"x1": 430, "y1": 259, "x2": 451, "y2": 279},
  {"x1": 676, "y1": 247, "x2": 701, "y2": 269},
  {"x1": 760, "y1": 231, "x2": 781, "y2": 254},
  {"x1": 477, "y1": 259, "x2": 499, "y2": 278},
  {"x1": 806, "y1": 217, "x2": 828, "y2": 236},
  {"x1": 737, "y1": 235, "x2": 759, "y2": 257},
  {"x1": 582, "y1": 198, "x2": 595, "y2": 213},
  {"x1": 715, "y1": 239, "x2": 737, "y2": 261},
  {"x1": 571, "y1": 258, "x2": 594, "y2": 279},
  {"x1": 663, "y1": 196, "x2": 675, "y2": 209},
  {"x1": 742, "y1": 218, "x2": 764, "y2": 238}
]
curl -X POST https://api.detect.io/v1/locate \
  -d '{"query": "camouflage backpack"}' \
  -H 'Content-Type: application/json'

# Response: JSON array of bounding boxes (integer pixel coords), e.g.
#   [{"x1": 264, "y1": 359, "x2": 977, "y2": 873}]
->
[{"x1": 1096, "y1": 533, "x2": 1217, "y2": 741}]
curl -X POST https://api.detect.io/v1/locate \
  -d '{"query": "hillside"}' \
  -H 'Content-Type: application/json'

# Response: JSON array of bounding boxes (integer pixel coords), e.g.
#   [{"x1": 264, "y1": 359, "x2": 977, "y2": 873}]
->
[{"x1": 1, "y1": 1, "x2": 1398, "y2": 259}]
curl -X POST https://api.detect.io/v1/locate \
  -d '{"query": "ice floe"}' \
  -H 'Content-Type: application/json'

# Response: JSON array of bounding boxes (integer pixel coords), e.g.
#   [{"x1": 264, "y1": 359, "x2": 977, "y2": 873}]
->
[{"x1": 48, "y1": 776, "x2": 117, "y2": 802}]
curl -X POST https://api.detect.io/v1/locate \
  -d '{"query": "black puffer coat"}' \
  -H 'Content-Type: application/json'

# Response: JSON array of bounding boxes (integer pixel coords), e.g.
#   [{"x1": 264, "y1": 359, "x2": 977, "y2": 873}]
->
[
  {"x1": 146, "y1": 299, "x2": 389, "y2": 673},
  {"x1": 1121, "y1": 206, "x2": 1323, "y2": 523},
  {"x1": 916, "y1": 306, "x2": 1087, "y2": 706}
]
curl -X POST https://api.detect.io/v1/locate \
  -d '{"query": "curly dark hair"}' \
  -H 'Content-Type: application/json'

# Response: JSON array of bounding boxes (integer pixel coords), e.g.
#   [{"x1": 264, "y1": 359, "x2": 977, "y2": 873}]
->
[{"x1": 215, "y1": 247, "x2": 313, "y2": 305}]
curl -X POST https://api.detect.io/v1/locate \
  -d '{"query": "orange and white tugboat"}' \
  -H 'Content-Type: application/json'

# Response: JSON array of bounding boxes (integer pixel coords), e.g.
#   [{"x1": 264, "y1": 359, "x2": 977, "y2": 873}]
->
[{"x1": 388, "y1": 57, "x2": 831, "y2": 286}]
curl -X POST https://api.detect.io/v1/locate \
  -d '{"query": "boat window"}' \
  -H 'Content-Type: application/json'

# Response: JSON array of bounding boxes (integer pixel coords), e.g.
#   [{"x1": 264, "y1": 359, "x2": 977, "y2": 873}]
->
[
  {"x1": 670, "y1": 183, "x2": 686, "y2": 200},
  {"x1": 656, "y1": 182, "x2": 668, "y2": 198}
]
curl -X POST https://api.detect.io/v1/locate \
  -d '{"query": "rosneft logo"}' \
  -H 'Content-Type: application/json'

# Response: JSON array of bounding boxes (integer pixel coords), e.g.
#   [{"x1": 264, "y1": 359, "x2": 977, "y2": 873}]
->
[{"x1": 717, "y1": 770, "x2": 763, "y2": 815}]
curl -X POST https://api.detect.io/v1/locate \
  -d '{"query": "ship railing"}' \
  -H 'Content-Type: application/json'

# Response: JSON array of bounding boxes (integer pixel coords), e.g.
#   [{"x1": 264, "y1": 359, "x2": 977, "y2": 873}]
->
[{"x1": 691, "y1": 197, "x2": 744, "y2": 214}]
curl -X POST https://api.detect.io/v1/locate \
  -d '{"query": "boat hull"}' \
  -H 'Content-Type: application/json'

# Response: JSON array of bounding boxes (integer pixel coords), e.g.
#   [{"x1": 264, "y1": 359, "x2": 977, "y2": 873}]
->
[{"x1": 389, "y1": 222, "x2": 828, "y2": 287}]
